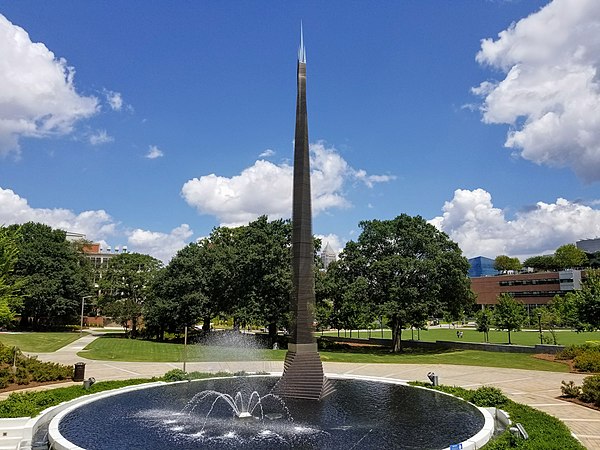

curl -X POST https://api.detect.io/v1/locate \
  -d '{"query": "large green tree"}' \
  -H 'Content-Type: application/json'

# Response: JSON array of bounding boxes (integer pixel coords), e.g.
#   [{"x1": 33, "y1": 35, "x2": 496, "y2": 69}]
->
[
  {"x1": 493, "y1": 293, "x2": 526, "y2": 344},
  {"x1": 235, "y1": 217, "x2": 292, "y2": 343},
  {"x1": 9, "y1": 222, "x2": 92, "y2": 328},
  {"x1": 337, "y1": 214, "x2": 473, "y2": 352},
  {"x1": 494, "y1": 255, "x2": 522, "y2": 273},
  {"x1": 575, "y1": 269, "x2": 600, "y2": 330},
  {"x1": 554, "y1": 244, "x2": 588, "y2": 269},
  {"x1": 523, "y1": 255, "x2": 560, "y2": 271},
  {"x1": 99, "y1": 252, "x2": 162, "y2": 337},
  {"x1": 0, "y1": 226, "x2": 23, "y2": 327}
]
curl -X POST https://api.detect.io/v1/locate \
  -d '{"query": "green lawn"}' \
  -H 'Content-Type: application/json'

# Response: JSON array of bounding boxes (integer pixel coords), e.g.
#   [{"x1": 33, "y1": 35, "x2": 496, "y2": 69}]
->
[
  {"x1": 78, "y1": 335, "x2": 287, "y2": 362},
  {"x1": 0, "y1": 332, "x2": 83, "y2": 352},
  {"x1": 78, "y1": 335, "x2": 569, "y2": 372},
  {"x1": 324, "y1": 327, "x2": 600, "y2": 346}
]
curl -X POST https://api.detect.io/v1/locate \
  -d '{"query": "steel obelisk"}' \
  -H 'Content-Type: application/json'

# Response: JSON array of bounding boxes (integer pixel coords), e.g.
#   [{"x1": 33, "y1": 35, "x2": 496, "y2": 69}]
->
[{"x1": 274, "y1": 26, "x2": 334, "y2": 400}]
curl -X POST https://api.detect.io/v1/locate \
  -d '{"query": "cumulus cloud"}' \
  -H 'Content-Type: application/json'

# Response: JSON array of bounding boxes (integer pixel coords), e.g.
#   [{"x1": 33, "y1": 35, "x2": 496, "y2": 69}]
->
[
  {"x1": 127, "y1": 224, "x2": 193, "y2": 263},
  {"x1": 0, "y1": 14, "x2": 98, "y2": 157},
  {"x1": 473, "y1": 0, "x2": 600, "y2": 181},
  {"x1": 259, "y1": 149, "x2": 275, "y2": 158},
  {"x1": 146, "y1": 145, "x2": 164, "y2": 159},
  {"x1": 315, "y1": 233, "x2": 344, "y2": 256},
  {"x1": 181, "y1": 141, "x2": 393, "y2": 227},
  {"x1": 430, "y1": 188, "x2": 600, "y2": 259},
  {"x1": 0, "y1": 186, "x2": 117, "y2": 239},
  {"x1": 89, "y1": 129, "x2": 113, "y2": 146}
]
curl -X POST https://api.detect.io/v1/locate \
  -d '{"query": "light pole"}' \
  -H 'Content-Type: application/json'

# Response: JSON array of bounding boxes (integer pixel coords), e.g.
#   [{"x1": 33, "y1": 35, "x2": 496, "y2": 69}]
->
[
  {"x1": 537, "y1": 311, "x2": 543, "y2": 345},
  {"x1": 81, "y1": 296, "x2": 93, "y2": 334},
  {"x1": 183, "y1": 325, "x2": 188, "y2": 373}
]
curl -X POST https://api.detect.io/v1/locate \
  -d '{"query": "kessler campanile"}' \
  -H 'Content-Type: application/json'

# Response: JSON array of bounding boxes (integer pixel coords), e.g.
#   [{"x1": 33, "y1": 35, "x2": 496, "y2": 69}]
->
[{"x1": 274, "y1": 26, "x2": 334, "y2": 400}]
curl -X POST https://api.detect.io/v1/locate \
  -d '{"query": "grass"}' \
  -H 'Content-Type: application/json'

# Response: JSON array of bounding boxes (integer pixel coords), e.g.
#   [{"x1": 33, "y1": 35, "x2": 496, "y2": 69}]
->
[
  {"x1": 77, "y1": 335, "x2": 569, "y2": 372},
  {"x1": 0, "y1": 332, "x2": 82, "y2": 352},
  {"x1": 78, "y1": 335, "x2": 287, "y2": 362},
  {"x1": 324, "y1": 327, "x2": 600, "y2": 346}
]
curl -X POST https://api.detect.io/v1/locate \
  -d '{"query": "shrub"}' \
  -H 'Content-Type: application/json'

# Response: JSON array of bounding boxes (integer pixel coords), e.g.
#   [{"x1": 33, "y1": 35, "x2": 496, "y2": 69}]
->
[
  {"x1": 580, "y1": 375, "x2": 600, "y2": 405},
  {"x1": 162, "y1": 369, "x2": 189, "y2": 382},
  {"x1": 561, "y1": 380, "x2": 581, "y2": 398},
  {"x1": 0, "y1": 366, "x2": 13, "y2": 389},
  {"x1": 470, "y1": 386, "x2": 508, "y2": 407},
  {"x1": 556, "y1": 343, "x2": 600, "y2": 361},
  {"x1": 573, "y1": 351, "x2": 600, "y2": 373}
]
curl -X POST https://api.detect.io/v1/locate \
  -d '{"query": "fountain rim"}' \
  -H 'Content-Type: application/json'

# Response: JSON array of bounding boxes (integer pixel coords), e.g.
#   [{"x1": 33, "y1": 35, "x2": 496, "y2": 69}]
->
[{"x1": 48, "y1": 373, "x2": 494, "y2": 450}]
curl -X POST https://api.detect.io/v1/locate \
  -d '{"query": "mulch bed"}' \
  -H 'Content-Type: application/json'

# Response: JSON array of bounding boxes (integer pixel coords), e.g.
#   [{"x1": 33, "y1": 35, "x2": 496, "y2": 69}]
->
[
  {"x1": 0, "y1": 379, "x2": 74, "y2": 394},
  {"x1": 560, "y1": 396, "x2": 600, "y2": 412},
  {"x1": 533, "y1": 353, "x2": 577, "y2": 371}
]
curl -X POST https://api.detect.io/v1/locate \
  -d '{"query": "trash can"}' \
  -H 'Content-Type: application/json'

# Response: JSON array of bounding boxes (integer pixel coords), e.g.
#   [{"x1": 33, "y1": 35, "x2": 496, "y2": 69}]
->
[{"x1": 73, "y1": 362, "x2": 86, "y2": 381}]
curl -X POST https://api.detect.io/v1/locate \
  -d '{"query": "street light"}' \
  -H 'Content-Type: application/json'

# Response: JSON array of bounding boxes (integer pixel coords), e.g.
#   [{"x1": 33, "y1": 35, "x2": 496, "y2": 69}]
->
[
  {"x1": 81, "y1": 296, "x2": 93, "y2": 334},
  {"x1": 537, "y1": 310, "x2": 543, "y2": 345}
]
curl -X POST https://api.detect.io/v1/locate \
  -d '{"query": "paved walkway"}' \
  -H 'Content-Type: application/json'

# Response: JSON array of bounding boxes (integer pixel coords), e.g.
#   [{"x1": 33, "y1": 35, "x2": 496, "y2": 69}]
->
[{"x1": 16, "y1": 333, "x2": 600, "y2": 449}]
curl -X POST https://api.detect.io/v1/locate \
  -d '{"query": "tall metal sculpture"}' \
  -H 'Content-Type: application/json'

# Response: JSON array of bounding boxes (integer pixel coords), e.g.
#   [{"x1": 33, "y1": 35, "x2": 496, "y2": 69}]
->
[{"x1": 274, "y1": 26, "x2": 334, "y2": 400}]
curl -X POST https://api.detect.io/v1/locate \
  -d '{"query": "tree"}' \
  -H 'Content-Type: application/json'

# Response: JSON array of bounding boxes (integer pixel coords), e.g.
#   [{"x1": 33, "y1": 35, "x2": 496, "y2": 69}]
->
[
  {"x1": 522, "y1": 255, "x2": 560, "y2": 271},
  {"x1": 235, "y1": 217, "x2": 292, "y2": 344},
  {"x1": 99, "y1": 252, "x2": 162, "y2": 337},
  {"x1": 0, "y1": 226, "x2": 23, "y2": 327},
  {"x1": 554, "y1": 244, "x2": 588, "y2": 269},
  {"x1": 574, "y1": 269, "x2": 600, "y2": 330},
  {"x1": 548, "y1": 293, "x2": 582, "y2": 331},
  {"x1": 493, "y1": 293, "x2": 526, "y2": 344},
  {"x1": 9, "y1": 222, "x2": 92, "y2": 328},
  {"x1": 337, "y1": 214, "x2": 473, "y2": 352},
  {"x1": 494, "y1": 255, "x2": 521, "y2": 273},
  {"x1": 474, "y1": 308, "x2": 493, "y2": 342}
]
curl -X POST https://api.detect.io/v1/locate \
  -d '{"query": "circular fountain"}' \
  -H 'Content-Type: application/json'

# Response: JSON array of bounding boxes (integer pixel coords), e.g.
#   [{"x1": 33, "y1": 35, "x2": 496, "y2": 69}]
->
[{"x1": 49, "y1": 375, "x2": 493, "y2": 450}]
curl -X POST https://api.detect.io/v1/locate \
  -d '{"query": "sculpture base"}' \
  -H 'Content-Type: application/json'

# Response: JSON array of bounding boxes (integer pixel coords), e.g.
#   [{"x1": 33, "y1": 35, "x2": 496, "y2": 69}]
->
[{"x1": 273, "y1": 349, "x2": 335, "y2": 400}]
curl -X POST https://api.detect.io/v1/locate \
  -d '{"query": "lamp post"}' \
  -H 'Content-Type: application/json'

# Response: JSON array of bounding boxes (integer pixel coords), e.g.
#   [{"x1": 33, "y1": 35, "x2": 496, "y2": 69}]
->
[
  {"x1": 81, "y1": 296, "x2": 93, "y2": 334},
  {"x1": 183, "y1": 325, "x2": 188, "y2": 373},
  {"x1": 537, "y1": 311, "x2": 543, "y2": 345}
]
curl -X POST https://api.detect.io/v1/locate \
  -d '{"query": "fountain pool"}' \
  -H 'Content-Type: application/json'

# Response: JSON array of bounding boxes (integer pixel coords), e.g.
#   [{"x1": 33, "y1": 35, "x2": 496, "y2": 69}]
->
[{"x1": 50, "y1": 375, "x2": 493, "y2": 450}]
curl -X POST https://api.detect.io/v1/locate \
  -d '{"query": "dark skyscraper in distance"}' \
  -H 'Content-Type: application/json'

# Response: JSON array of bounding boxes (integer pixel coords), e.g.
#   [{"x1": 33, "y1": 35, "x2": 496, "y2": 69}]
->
[{"x1": 274, "y1": 26, "x2": 333, "y2": 400}]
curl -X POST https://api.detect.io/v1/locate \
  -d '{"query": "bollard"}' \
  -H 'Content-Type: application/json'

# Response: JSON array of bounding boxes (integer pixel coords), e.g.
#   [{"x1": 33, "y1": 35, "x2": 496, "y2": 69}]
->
[{"x1": 427, "y1": 372, "x2": 439, "y2": 386}]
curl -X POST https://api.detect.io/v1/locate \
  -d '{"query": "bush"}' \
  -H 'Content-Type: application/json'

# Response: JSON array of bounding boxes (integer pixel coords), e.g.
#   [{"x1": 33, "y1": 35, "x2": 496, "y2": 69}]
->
[
  {"x1": 410, "y1": 381, "x2": 584, "y2": 449},
  {"x1": 580, "y1": 375, "x2": 600, "y2": 405},
  {"x1": 561, "y1": 380, "x2": 581, "y2": 398},
  {"x1": 556, "y1": 343, "x2": 600, "y2": 361},
  {"x1": 470, "y1": 386, "x2": 508, "y2": 407},
  {"x1": 574, "y1": 351, "x2": 600, "y2": 373},
  {"x1": 162, "y1": 369, "x2": 188, "y2": 382},
  {"x1": 0, "y1": 379, "x2": 155, "y2": 418}
]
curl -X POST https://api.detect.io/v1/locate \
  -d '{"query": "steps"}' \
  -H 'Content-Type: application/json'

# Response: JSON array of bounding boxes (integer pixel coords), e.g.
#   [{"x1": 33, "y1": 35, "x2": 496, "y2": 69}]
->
[{"x1": 273, "y1": 351, "x2": 335, "y2": 400}]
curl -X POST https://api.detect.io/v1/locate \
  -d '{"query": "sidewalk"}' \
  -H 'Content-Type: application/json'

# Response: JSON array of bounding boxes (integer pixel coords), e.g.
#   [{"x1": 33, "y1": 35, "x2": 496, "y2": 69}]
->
[{"x1": 20, "y1": 333, "x2": 600, "y2": 449}]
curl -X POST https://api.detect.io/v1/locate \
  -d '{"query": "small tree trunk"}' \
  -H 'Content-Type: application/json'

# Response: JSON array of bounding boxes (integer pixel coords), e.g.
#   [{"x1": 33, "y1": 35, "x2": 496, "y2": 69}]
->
[
  {"x1": 203, "y1": 317, "x2": 211, "y2": 332},
  {"x1": 268, "y1": 322, "x2": 277, "y2": 346},
  {"x1": 391, "y1": 319, "x2": 403, "y2": 352},
  {"x1": 507, "y1": 329, "x2": 512, "y2": 345}
]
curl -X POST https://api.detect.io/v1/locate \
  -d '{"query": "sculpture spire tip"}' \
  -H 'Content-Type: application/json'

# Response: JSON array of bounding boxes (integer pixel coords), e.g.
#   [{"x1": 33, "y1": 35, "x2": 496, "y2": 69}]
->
[{"x1": 298, "y1": 22, "x2": 306, "y2": 63}]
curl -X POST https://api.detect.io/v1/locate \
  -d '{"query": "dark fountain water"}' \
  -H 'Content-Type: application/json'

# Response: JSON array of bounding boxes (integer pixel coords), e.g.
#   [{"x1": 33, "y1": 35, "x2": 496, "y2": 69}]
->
[{"x1": 57, "y1": 375, "x2": 485, "y2": 450}]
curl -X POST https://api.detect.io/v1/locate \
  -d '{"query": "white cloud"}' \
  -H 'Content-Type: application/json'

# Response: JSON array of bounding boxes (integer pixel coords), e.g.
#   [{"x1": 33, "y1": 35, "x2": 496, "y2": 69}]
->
[
  {"x1": 430, "y1": 188, "x2": 600, "y2": 259},
  {"x1": 473, "y1": 0, "x2": 600, "y2": 182},
  {"x1": 127, "y1": 224, "x2": 193, "y2": 263},
  {"x1": 315, "y1": 233, "x2": 344, "y2": 256},
  {"x1": 0, "y1": 186, "x2": 117, "y2": 239},
  {"x1": 259, "y1": 149, "x2": 275, "y2": 158},
  {"x1": 89, "y1": 129, "x2": 113, "y2": 146},
  {"x1": 146, "y1": 145, "x2": 164, "y2": 159},
  {"x1": 103, "y1": 89, "x2": 123, "y2": 111},
  {"x1": 181, "y1": 141, "x2": 393, "y2": 227},
  {"x1": 0, "y1": 14, "x2": 98, "y2": 157}
]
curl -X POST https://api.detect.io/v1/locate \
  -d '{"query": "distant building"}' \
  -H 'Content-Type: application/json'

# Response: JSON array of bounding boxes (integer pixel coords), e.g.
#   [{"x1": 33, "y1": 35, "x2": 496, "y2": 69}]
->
[
  {"x1": 321, "y1": 242, "x2": 337, "y2": 269},
  {"x1": 471, "y1": 269, "x2": 583, "y2": 311},
  {"x1": 468, "y1": 256, "x2": 499, "y2": 278},
  {"x1": 577, "y1": 238, "x2": 600, "y2": 254},
  {"x1": 82, "y1": 243, "x2": 128, "y2": 269}
]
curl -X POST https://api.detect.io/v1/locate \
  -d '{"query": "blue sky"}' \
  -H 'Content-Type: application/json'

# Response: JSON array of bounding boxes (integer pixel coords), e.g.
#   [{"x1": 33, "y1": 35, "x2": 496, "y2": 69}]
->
[{"x1": 1, "y1": 0, "x2": 600, "y2": 262}]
